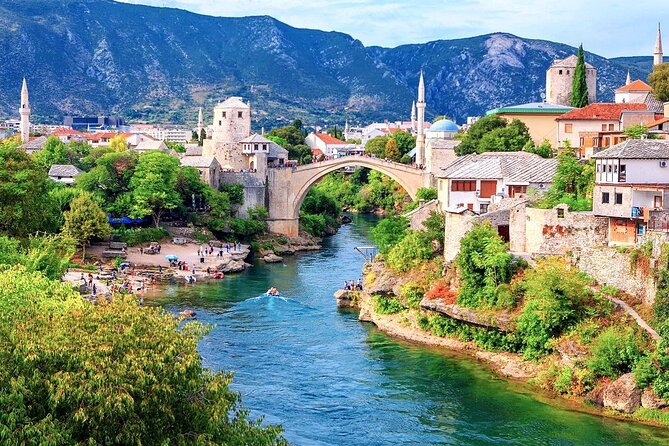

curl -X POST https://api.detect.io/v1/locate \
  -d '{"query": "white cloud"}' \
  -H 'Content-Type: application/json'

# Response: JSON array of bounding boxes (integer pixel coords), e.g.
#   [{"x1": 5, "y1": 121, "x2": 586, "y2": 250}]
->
[{"x1": 117, "y1": 0, "x2": 663, "y2": 57}]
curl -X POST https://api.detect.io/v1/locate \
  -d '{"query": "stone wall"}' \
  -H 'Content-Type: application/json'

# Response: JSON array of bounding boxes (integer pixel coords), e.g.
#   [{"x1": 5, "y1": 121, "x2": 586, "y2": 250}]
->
[
  {"x1": 444, "y1": 209, "x2": 510, "y2": 263},
  {"x1": 510, "y1": 204, "x2": 608, "y2": 254},
  {"x1": 404, "y1": 199, "x2": 438, "y2": 231},
  {"x1": 220, "y1": 171, "x2": 266, "y2": 218},
  {"x1": 574, "y1": 246, "x2": 657, "y2": 305}
]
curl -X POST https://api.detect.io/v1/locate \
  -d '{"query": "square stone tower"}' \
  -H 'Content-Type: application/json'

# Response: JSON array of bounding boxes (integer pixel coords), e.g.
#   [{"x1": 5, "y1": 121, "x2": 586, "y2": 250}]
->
[
  {"x1": 545, "y1": 55, "x2": 597, "y2": 106},
  {"x1": 202, "y1": 97, "x2": 251, "y2": 170}
]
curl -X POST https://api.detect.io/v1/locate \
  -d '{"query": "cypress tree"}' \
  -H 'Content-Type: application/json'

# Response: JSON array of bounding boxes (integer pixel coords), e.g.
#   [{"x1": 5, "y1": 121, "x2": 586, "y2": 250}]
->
[{"x1": 571, "y1": 44, "x2": 589, "y2": 108}]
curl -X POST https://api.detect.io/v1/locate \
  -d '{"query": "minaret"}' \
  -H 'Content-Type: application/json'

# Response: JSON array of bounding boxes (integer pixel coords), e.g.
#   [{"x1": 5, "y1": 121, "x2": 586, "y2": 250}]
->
[
  {"x1": 655, "y1": 23, "x2": 664, "y2": 66},
  {"x1": 197, "y1": 107, "x2": 203, "y2": 138},
  {"x1": 344, "y1": 119, "x2": 349, "y2": 137},
  {"x1": 410, "y1": 101, "x2": 416, "y2": 133},
  {"x1": 626, "y1": 70, "x2": 631, "y2": 85},
  {"x1": 415, "y1": 71, "x2": 426, "y2": 168},
  {"x1": 19, "y1": 78, "x2": 30, "y2": 143}
]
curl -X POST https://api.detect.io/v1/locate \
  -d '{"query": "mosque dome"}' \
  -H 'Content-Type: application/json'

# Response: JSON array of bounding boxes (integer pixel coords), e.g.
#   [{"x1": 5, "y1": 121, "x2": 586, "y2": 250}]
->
[{"x1": 429, "y1": 119, "x2": 459, "y2": 132}]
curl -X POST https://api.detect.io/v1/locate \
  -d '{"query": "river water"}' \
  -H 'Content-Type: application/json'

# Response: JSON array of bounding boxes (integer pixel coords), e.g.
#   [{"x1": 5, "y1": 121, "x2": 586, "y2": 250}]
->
[{"x1": 147, "y1": 215, "x2": 669, "y2": 445}]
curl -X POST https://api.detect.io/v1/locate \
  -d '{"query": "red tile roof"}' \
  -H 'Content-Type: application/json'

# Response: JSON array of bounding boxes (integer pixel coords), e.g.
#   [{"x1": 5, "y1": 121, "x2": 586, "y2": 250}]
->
[
  {"x1": 311, "y1": 148, "x2": 324, "y2": 156},
  {"x1": 314, "y1": 133, "x2": 346, "y2": 145},
  {"x1": 51, "y1": 128, "x2": 84, "y2": 136},
  {"x1": 646, "y1": 117, "x2": 669, "y2": 128},
  {"x1": 556, "y1": 103, "x2": 648, "y2": 121},
  {"x1": 615, "y1": 79, "x2": 653, "y2": 93}
]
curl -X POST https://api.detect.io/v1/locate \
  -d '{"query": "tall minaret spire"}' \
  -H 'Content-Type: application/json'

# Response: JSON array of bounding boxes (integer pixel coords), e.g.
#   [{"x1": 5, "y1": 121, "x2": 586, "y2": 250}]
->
[
  {"x1": 19, "y1": 78, "x2": 30, "y2": 144},
  {"x1": 626, "y1": 70, "x2": 631, "y2": 85},
  {"x1": 655, "y1": 22, "x2": 664, "y2": 66},
  {"x1": 410, "y1": 100, "x2": 416, "y2": 133},
  {"x1": 415, "y1": 70, "x2": 426, "y2": 168},
  {"x1": 197, "y1": 107, "x2": 203, "y2": 141}
]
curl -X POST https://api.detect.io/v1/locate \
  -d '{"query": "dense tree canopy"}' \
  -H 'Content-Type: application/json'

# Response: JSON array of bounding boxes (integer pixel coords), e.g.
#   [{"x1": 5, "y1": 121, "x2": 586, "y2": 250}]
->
[
  {"x1": 62, "y1": 193, "x2": 111, "y2": 260},
  {"x1": 456, "y1": 115, "x2": 532, "y2": 155},
  {"x1": 648, "y1": 62, "x2": 669, "y2": 102},
  {"x1": 128, "y1": 151, "x2": 181, "y2": 227},
  {"x1": 571, "y1": 44, "x2": 589, "y2": 108}
]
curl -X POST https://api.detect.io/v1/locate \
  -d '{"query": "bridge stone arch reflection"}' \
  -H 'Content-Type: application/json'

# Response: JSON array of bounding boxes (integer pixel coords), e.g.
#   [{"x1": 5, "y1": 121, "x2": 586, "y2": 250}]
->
[{"x1": 267, "y1": 156, "x2": 432, "y2": 236}]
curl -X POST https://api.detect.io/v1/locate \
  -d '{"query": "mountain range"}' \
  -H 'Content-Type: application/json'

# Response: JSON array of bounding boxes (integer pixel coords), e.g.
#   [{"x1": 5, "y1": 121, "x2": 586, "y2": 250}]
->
[{"x1": 0, "y1": 0, "x2": 659, "y2": 128}]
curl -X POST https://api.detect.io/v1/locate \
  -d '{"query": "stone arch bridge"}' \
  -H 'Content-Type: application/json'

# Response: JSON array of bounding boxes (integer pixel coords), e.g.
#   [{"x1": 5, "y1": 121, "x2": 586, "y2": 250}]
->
[{"x1": 266, "y1": 156, "x2": 433, "y2": 236}]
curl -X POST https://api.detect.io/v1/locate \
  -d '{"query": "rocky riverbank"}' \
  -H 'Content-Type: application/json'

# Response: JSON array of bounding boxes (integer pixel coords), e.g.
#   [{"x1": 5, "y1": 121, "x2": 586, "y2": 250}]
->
[{"x1": 336, "y1": 260, "x2": 669, "y2": 428}]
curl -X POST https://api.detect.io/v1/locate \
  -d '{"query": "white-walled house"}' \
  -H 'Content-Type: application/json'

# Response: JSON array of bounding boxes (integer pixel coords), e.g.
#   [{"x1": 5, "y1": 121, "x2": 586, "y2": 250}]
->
[
  {"x1": 436, "y1": 152, "x2": 558, "y2": 214},
  {"x1": 305, "y1": 132, "x2": 352, "y2": 157},
  {"x1": 48, "y1": 164, "x2": 82, "y2": 185},
  {"x1": 592, "y1": 140, "x2": 669, "y2": 245}
]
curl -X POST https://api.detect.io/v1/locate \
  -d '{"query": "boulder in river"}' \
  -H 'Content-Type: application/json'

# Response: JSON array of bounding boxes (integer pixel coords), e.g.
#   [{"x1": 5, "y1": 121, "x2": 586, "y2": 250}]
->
[
  {"x1": 641, "y1": 388, "x2": 668, "y2": 409},
  {"x1": 263, "y1": 253, "x2": 284, "y2": 263},
  {"x1": 216, "y1": 252, "x2": 249, "y2": 273},
  {"x1": 179, "y1": 309, "x2": 196, "y2": 319},
  {"x1": 602, "y1": 373, "x2": 642, "y2": 413}
]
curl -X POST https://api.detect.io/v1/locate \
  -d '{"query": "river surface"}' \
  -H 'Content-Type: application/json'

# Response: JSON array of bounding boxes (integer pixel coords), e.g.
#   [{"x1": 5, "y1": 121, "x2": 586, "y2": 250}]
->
[{"x1": 147, "y1": 215, "x2": 669, "y2": 445}]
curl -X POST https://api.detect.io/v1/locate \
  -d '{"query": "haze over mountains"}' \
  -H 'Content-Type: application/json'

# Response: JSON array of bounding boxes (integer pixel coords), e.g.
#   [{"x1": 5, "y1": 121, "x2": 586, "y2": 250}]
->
[{"x1": 0, "y1": 0, "x2": 658, "y2": 127}]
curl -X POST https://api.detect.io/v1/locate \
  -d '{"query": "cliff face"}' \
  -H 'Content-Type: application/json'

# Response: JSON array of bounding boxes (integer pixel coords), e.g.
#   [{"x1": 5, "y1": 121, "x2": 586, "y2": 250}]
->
[{"x1": 0, "y1": 0, "x2": 654, "y2": 126}]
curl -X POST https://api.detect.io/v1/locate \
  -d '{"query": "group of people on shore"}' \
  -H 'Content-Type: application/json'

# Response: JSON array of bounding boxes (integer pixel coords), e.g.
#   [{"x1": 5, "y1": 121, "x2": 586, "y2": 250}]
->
[
  {"x1": 344, "y1": 279, "x2": 363, "y2": 291},
  {"x1": 197, "y1": 241, "x2": 243, "y2": 259}
]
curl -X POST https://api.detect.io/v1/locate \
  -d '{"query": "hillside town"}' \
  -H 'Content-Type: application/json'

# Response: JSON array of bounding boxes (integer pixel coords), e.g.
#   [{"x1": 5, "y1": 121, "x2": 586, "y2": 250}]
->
[{"x1": 3, "y1": 2, "x2": 669, "y2": 443}]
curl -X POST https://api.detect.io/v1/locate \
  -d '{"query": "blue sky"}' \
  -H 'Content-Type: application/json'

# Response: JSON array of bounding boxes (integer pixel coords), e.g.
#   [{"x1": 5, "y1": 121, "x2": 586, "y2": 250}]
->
[{"x1": 118, "y1": 0, "x2": 662, "y2": 58}]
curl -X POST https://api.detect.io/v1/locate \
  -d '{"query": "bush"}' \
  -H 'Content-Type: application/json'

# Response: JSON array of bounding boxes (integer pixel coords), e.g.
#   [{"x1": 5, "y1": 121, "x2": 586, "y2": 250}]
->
[
  {"x1": 370, "y1": 216, "x2": 408, "y2": 254},
  {"x1": 374, "y1": 295, "x2": 405, "y2": 314},
  {"x1": 219, "y1": 183, "x2": 244, "y2": 205},
  {"x1": 588, "y1": 325, "x2": 643, "y2": 378},
  {"x1": 425, "y1": 279, "x2": 456, "y2": 304},
  {"x1": 400, "y1": 283, "x2": 425, "y2": 309},
  {"x1": 230, "y1": 217, "x2": 266, "y2": 240},
  {"x1": 516, "y1": 257, "x2": 599, "y2": 359},
  {"x1": 386, "y1": 231, "x2": 433, "y2": 272},
  {"x1": 300, "y1": 213, "x2": 327, "y2": 237},
  {"x1": 554, "y1": 366, "x2": 574, "y2": 394},
  {"x1": 455, "y1": 221, "x2": 516, "y2": 308},
  {"x1": 114, "y1": 227, "x2": 170, "y2": 246}
]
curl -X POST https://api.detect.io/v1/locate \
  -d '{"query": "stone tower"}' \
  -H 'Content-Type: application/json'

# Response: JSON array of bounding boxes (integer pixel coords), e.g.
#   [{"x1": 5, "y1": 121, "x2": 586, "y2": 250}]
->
[
  {"x1": 415, "y1": 72, "x2": 426, "y2": 167},
  {"x1": 654, "y1": 23, "x2": 663, "y2": 66},
  {"x1": 19, "y1": 78, "x2": 30, "y2": 143},
  {"x1": 202, "y1": 97, "x2": 251, "y2": 170},
  {"x1": 410, "y1": 101, "x2": 416, "y2": 133},
  {"x1": 545, "y1": 55, "x2": 597, "y2": 106}
]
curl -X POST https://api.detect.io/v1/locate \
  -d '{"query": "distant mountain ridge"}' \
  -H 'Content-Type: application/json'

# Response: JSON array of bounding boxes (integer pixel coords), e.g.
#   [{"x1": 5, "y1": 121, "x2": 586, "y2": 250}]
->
[{"x1": 0, "y1": 0, "x2": 657, "y2": 128}]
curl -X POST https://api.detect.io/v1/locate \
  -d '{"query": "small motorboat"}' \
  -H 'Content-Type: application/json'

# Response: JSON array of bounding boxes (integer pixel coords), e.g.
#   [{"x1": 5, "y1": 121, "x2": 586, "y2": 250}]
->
[{"x1": 266, "y1": 287, "x2": 280, "y2": 296}]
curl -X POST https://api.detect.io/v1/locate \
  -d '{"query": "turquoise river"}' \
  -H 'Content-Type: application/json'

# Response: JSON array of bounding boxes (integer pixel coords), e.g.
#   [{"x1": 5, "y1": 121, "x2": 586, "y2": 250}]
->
[{"x1": 147, "y1": 215, "x2": 669, "y2": 445}]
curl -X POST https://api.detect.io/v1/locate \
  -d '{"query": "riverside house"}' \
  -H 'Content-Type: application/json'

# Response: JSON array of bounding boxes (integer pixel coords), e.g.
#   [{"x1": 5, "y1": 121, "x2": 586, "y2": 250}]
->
[
  {"x1": 436, "y1": 151, "x2": 558, "y2": 214},
  {"x1": 592, "y1": 139, "x2": 669, "y2": 245}
]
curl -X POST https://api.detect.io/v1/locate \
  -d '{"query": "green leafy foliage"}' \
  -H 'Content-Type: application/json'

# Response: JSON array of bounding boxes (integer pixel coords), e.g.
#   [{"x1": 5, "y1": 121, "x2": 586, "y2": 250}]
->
[
  {"x1": 112, "y1": 227, "x2": 170, "y2": 247},
  {"x1": 455, "y1": 221, "x2": 516, "y2": 308},
  {"x1": 455, "y1": 114, "x2": 508, "y2": 155},
  {"x1": 516, "y1": 257, "x2": 602, "y2": 359},
  {"x1": 0, "y1": 235, "x2": 75, "y2": 280},
  {"x1": 648, "y1": 63, "x2": 669, "y2": 102},
  {"x1": 220, "y1": 183, "x2": 245, "y2": 205},
  {"x1": 0, "y1": 266, "x2": 287, "y2": 445},
  {"x1": 32, "y1": 136, "x2": 69, "y2": 169},
  {"x1": 476, "y1": 119, "x2": 532, "y2": 153},
  {"x1": 386, "y1": 231, "x2": 434, "y2": 272},
  {"x1": 536, "y1": 148, "x2": 593, "y2": 211},
  {"x1": 76, "y1": 150, "x2": 139, "y2": 213},
  {"x1": 373, "y1": 295, "x2": 405, "y2": 314},
  {"x1": 128, "y1": 151, "x2": 181, "y2": 227},
  {"x1": 371, "y1": 216, "x2": 408, "y2": 254},
  {"x1": 384, "y1": 138, "x2": 401, "y2": 161},
  {"x1": 525, "y1": 139, "x2": 556, "y2": 158},
  {"x1": 588, "y1": 325, "x2": 644, "y2": 379},
  {"x1": 62, "y1": 193, "x2": 112, "y2": 260},
  {"x1": 300, "y1": 187, "x2": 341, "y2": 237}
]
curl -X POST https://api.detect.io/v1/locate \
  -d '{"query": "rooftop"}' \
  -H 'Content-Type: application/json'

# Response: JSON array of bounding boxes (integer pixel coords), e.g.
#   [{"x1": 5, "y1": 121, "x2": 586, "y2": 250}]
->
[
  {"x1": 48, "y1": 164, "x2": 82, "y2": 177},
  {"x1": 215, "y1": 96, "x2": 250, "y2": 110},
  {"x1": 134, "y1": 140, "x2": 168, "y2": 151},
  {"x1": 615, "y1": 79, "x2": 653, "y2": 93},
  {"x1": 180, "y1": 156, "x2": 218, "y2": 168},
  {"x1": 240, "y1": 134, "x2": 273, "y2": 144},
  {"x1": 556, "y1": 103, "x2": 648, "y2": 121},
  {"x1": 487, "y1": 102, "x2": 574, "y2": 115},
  {"x1": 313, "y1": 132, "x2": 347, "y2": 145},
  {"x1": 437, "y1": 151, "x2": 558, "y2": 183},
  {"x1": 592, "y1": 140, "x2": 669, "y2": 159},
  {"x1": 550, "y1": 54, "x2": 595, "y2": 69},
  {"x1": 429, "y1": 119, "x2": 459, "y2": 132}
]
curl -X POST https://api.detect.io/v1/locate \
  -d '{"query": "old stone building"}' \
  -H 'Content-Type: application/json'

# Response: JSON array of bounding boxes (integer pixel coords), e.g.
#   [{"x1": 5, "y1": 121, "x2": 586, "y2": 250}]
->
[
  {"x1": 202, "y1": 97, "x2": 252, "y2": 171},
  {"x1": 545, "y1": 55, "x2": 597, "y2": 106}
]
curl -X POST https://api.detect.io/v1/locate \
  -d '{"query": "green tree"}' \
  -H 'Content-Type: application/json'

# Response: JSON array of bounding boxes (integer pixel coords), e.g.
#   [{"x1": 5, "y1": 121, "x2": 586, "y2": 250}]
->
[
  {"x1": 128, "y1": 152, "x2": 181, "y2": 227},
  {"x1": 268, "y1": 125, "x2": 304, "y2": 147},
  {"x1": 455, "y1": 114, "x2": 508, "y2": 155},
  {"x1": 199, "y1": 128, "x2": 207, "y2": 145},
  {"x1": 432, "y1": 115, "x2": 452, "y2": 122},
  {"x1": 388, "y1": 130, "x2": 416, "y2": 155},
  {"x1": 0, "y1": 145, "x2": 58, "y2": 237},
  {"x1": 326, "y1": 125, "x2": 344, "y2": 141},
  {"x1": 364, "y1": 136, "x2": 388, "y2": 157},
  {"x1": 384, "y1": 138, "x2": 401, "y2": 161},
  {"x1": 539, "y1": 147, "x2": 594, "y2": 210},
  {"x1": 624, "y1": 124, "x2": 652, "y2": 139},
  {"x1": 220, "y1": 183, "x2": 245, "y2": 205},
  {"x1": 648, "y1": 63, "x2": 669, "y2": 102},
  {"x1": 477, "y1": 119, "x2": 532, "y2": 153},
  {"x1": 571, "y1": 44, "x2": 589, "y2": 108},
  {"x1": 62, "y1": 193, "x2": 112, "y2": 261},
  {"x1": 165, "y1": 141, "x2": 186, "y2": 153},
  {"x1": 0, "y1": 266, "x2": 287, "y2": 445},
  {"x1": 525, "y1": 139, "x2": 556, "y2": 158},
  {"x1": 110, "y1": 134, "x2": 128, "y2": 152},
  {"x1": 76, "y1": 151, "x2": 139, "y2": 213},
  {"x1": 290, "y1": 144, "x2": 313, "y2": 165},
  {"x1": 33, "y1": 136, "x2": 68, "y2": 169}
]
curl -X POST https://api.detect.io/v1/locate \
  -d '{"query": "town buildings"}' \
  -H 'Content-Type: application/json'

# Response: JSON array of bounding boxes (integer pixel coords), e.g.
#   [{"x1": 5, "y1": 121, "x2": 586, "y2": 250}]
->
[
  {"x1": 305, "y1": 132, "x2": 353, "y2": 157},
  {"x1": 486, "y1": 102, "x2": 573, "y2": 148}
]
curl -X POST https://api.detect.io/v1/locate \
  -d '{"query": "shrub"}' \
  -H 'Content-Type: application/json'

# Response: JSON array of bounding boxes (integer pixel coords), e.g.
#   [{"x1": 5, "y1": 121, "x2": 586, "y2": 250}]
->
[
  {"x1": 425, "y1": 280, "x2": 456, "y2": 304},
  {"x1": 371, "y1": 216, "x2": 408, "y2": 254},
  {"x1": 114, "y1": 227, "x2": 170, "y2": 246},
  {"x1": 554, "y1": 366, "x2": 574, "y2": 394},
  {"x1": 516, "y1": 257, "x2": 599, "y2": 359},
  {"x1": 588, "y1": 325, "x2": 643, "y2": 378},
  {"x1": 300, "y1": 213, "x2": 327, "y2": 237},
  {"x1": 374, "y1": 295, "x2": 405, "y2": 314},
  {"x1": 386, "y1": 231, "x2": 434, "y2": 272},
  {"x1": 400, "y1": 283, "x2": 425, "y2": 309},
  {"x1": 455, "y1": 221, "x2": 516, "y2": 308}
]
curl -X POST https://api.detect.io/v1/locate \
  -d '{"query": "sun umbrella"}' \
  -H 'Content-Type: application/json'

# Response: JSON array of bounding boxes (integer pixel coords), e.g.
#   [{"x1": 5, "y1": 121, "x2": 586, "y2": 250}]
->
[
  {"x1": 165, "y1": 255, "x2": 179, "y2": 261},
  {"x1": 120, "y1": 262, "x2": 131, "y2": 268}
]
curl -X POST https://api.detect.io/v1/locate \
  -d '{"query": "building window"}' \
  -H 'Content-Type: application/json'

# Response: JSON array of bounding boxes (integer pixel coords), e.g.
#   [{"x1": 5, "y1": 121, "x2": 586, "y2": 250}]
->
[
  {"x1": 254, "y1": 144, "x2": 258, "y2": 151},
  {"x1": 480, "y1": 204, "x2": 489, "y2": 214},
  {"x1": 238, "y1": 111, "x2": 243, "y2": 118},
  {"x1": 567, "y1": 70, "x2": 570, "y2": 75},
  {"x1": 222, "y1": 112, "x2": 226, "y2": 118},
  {"x1": 219, "y1": 120, "x2": 222, "y2": 126},
  {"x1": 564, "y1": 123, "x2": 573, "y2": 133},
  {"x1": 451, "y1": 180, "x2": 476, "y2": 192},
  {"x1": 608, "y1": 124, "x2": 614, "y2": 131},
  {"x1": 619, "y1": 164, "x2": 626, "y2": 182},
  {"x1": 613, "y1": 164, "x2": 618, "y2": 173},
  {"x1": 596, "y1": 164, "x2": 601, "y2": 173},
  {"x1": 557, "y1": 208, "x2": 565, "y2": 218},
  {"x1": 602, "y1": 192, "x2": 610, "y2": 203},
  {"x1": 601, "y1": 124, "x2": 607, "y2": 131},
  {"x1": 604, "y1": 137, "x2": 610, "y2": 146},
  {"x1": 615, "y1": 193, "x2": 623, "y2": 205},
  {"x1": 608, "y1": 164, "x2": 612, "y2": 173},
  {"x1": 559, "y1": 69, "x2": 563, "y2": 75}
]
